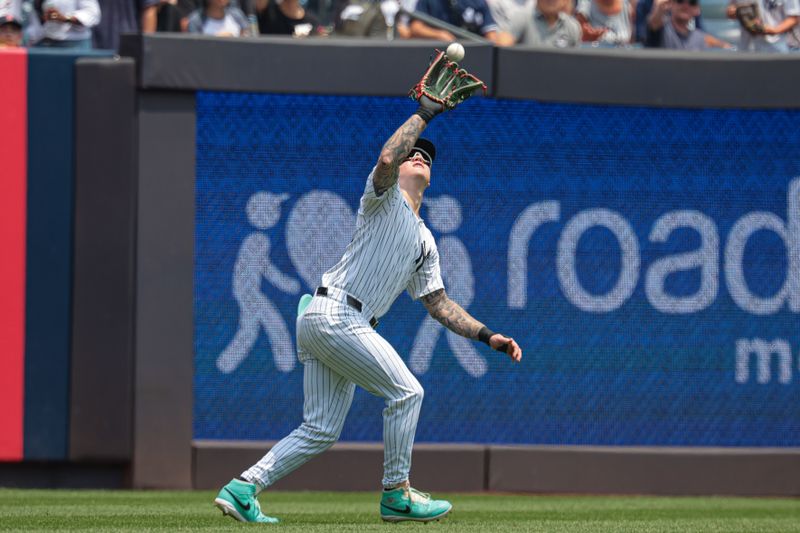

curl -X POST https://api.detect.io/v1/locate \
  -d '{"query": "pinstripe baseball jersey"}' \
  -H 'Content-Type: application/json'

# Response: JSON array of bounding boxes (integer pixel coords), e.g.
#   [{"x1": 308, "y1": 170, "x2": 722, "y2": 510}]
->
[{"x1": 321, "y1": 166, "x2": 444, "y2": 318}]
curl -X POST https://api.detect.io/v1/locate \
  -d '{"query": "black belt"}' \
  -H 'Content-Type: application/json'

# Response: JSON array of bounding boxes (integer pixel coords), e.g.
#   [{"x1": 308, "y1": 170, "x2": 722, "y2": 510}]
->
[{"x1": 316, "y1": 287, "x2": 378, "y2": 329}]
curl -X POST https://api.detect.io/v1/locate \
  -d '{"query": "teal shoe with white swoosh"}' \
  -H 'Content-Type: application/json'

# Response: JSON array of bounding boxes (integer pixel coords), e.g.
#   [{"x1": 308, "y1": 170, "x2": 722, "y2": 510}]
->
[
  {"x1": 380, "y1": 485, "x2": 452, "y2": 522},
  {"x1": 214, "y1": 479, "x2": 280, "y2": 524}
]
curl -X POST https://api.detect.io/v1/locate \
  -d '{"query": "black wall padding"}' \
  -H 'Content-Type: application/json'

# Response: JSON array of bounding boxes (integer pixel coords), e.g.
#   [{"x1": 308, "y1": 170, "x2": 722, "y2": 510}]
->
[
  {"x1": 119, "y1": 33, "x2": 800, "y2": 109},
  {"x1": 133, "y1": 92, "x2": 196, "y2": 489},
  {"x1": 70, "y1": 58, "x2": 137, "y2": 461},
  {"x1": 119, "y1": 33, "x2": 495, "y2": 97},
  {"x1": 494, "y1": 46, "x2": 800, "y2": 108}
]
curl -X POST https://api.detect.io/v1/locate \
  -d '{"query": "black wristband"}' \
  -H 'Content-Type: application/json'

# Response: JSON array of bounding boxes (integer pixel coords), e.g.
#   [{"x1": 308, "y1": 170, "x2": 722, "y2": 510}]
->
[
  {"x1": 478, "y1": 326, "x2": 495, "y2": 346},
  {"x1": 414, "y1": 107, "x2": 435, "y2": 124}
]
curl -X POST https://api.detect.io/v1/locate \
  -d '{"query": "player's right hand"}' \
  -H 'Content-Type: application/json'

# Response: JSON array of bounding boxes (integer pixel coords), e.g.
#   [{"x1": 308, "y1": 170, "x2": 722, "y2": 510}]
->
[{"x1": 490, "y1": 334, "x2": 522, "y2": 363}]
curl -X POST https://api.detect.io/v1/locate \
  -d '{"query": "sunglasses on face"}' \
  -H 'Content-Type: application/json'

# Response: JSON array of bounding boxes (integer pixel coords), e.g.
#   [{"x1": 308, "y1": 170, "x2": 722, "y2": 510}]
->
[
  {"x1": 403, "y1": 150, "x2": 432, "y2": 167},
  {"x1": 674, "y1": 0, "x2": 699, "y2": 6}
]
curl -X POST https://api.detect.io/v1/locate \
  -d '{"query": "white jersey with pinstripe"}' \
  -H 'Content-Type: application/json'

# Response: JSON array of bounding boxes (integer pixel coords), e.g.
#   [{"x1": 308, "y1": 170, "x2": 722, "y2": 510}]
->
[
  {"x1": 242, "y1": 165, "x2": 444, "y2": 490},
  {"x1": 322, "y1": 165, "x2": 444, "y2": 317}
]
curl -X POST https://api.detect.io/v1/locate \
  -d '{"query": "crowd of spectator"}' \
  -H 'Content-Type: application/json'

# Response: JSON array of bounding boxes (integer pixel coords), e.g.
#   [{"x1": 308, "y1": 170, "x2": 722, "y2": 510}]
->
[{"x1": 0, "y1": 0, "x2": 797, "y2": 51}]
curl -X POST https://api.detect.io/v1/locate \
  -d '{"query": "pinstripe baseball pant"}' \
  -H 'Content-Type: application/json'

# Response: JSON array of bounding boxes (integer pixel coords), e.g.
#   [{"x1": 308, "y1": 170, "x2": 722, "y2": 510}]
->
[{"x1": 242, "y1": 293, "x2": 424, "y2": 489}]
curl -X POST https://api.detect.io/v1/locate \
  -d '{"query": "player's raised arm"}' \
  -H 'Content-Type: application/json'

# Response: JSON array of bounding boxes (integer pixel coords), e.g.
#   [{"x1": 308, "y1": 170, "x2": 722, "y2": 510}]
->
[
  {"x1": 373, "y1": 114, "x2": 428, "y2": 196},
  {"x1": 421, "y1": 289, "x2": 522, "y2": 362},
  {"x1": 374, "y1": 49, "x2": 487, "y2": 197},
  {"x1": 373, "y1": 90, "x2": 449, "y2": 196}
]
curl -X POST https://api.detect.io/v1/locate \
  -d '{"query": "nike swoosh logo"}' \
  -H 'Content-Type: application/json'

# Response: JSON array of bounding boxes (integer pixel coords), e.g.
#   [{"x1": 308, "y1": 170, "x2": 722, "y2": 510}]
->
[
  {"x1": 381, "y1": 503, "x2": 412, "y2": 514},
  {"x1": 225, "y1": 488, "x2": 251, "y2": 511}
]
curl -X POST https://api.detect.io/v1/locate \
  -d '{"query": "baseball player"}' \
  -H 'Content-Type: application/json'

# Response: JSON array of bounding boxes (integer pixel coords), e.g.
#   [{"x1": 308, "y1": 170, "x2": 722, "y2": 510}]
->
[{"x1": 214, "y1": 73, "x2": 523, "y2": 524}]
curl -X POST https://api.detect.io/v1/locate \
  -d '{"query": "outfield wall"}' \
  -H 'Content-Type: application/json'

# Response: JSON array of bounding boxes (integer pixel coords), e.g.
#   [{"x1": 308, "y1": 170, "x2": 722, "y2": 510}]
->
[
  {"x1": 1, "y1": 36, "x2": 799, "y2": 494},
  {"x1": 118, "y1": 35, "x2": 800, "y2": 493},
  {"x1": 0, "y1": 49, "x2": 120, "y2": 467}
]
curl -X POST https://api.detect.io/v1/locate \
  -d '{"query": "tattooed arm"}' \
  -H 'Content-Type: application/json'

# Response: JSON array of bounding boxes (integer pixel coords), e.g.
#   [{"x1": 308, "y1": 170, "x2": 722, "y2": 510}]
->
[
  {"x1": 421, "y1": 288, "x2": 483, "y2": 339},
  {"x1": 373, "y1": 114, "x2": 427, "y2": 197},
  {"x1": 421, "y1": 289, "x2": 523, "y2": 362}
]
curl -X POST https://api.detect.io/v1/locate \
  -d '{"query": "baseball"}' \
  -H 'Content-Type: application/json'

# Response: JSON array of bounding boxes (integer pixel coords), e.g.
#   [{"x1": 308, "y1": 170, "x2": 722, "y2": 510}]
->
[{"x1": 446, "y1": 42, "x2": 465, "y2": 62}]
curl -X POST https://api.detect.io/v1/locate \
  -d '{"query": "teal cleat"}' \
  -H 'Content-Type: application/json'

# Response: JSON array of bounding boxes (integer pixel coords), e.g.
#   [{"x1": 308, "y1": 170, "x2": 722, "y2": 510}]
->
[
  {"x1": 297, "y1": 293, "x2": 313, "y2": 317},
  {"x1": 380, "y1": 485, "x2": 452, "y2": 523},
  {"x1": 214, "y1": 479, "x2": 280, "y2": 524}
]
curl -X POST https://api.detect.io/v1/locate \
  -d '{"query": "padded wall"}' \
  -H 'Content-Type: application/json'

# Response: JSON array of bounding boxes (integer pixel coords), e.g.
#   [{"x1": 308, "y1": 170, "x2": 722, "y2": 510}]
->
[
  {"x1": 0, "y1": 49, "x2": 27, "y2": 462},
  {"x1": 70, "y1": 57, "x2": 137, "y2": 462},
  {"x1": 24, "y1": 49, "x2": 112, "y2": 460}
]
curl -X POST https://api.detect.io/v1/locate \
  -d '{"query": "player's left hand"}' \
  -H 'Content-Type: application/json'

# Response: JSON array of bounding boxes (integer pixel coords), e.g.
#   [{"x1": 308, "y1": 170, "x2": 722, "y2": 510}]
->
[{"x1": 489, "y1": 334, "x2": 521, "y2": 363}]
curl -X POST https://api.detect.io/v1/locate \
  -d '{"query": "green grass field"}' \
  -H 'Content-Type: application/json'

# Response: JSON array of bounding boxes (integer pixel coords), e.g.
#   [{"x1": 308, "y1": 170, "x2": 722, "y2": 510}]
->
[{"x1": 1, "y1": 489, "x2": 799, "y2": 532}]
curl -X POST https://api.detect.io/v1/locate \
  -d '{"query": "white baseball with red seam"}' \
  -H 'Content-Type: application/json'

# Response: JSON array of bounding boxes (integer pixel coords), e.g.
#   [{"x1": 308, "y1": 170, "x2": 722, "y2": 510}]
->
[{"x1": 446, "y1": 43, "x2": 465, "y2": 62}]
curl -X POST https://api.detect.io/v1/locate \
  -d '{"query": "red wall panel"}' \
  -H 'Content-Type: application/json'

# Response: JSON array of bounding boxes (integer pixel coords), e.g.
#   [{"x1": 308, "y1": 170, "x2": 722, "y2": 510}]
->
[{"x1": 0, "y1": 49, "x2": 27, "y2": 462}]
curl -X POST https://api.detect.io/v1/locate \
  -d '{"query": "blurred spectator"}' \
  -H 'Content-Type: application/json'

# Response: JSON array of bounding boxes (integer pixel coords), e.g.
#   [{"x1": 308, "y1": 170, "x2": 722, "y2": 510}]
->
[
  {"x1": 187, "y1": 0, "x2": 252, "y2": 35},
  {"x1": 332, "y1": 0, "x2": 386, "y2": 36},
  {"x1": 634, "y1": 0, "x2": 704, "y2": 42},
  {"x1": 142, "y1": 0, "x2": 199, "y2": 33},
  {"x1": 92, "y1": 0, "x2": 145, "y2": 49},
  {"x1": 575, "y1": 0, "x2": 634, "y2": 44},
  {"x1": 29, "y1": 0, "x2": 100, "y2": 48},
  {"x1": 486, "y1": 0, "x2": 532, "y2": 36},
  {"x1": 727, "y1": 0, "x2": 798, "y2": 51},
  {"x1": 392, "y1": 0, "x2": 417, "y2": 37},
  {"x1": 512, "y1": 0, "x2": 581, "y2": 45},
  {"x1": 408, "y1": 0, "x2": 516, "y2": 44},
  {"x1": 256, "y1": 0, "x2": 324, "y2": 36},
  {"x1": 0, "y1": 12, "x2": 23, "y2": 46},
  {"x1": 0, "y1": 0, "x2": 23, "y2": 47},
  {"x1": 645, "y1": 0, "x2": 731, "y2": 48}
]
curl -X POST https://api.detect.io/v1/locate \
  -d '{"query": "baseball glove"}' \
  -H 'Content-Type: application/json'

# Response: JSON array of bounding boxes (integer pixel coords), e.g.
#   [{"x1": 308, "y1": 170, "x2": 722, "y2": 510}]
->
[
  {"x1": 409, "y1": 50, "x2": 487, "y2": 113},
  {"x1": 735, "y1": 3, "x2": 764, "y2": 35}
]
